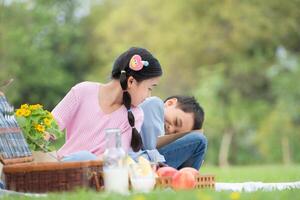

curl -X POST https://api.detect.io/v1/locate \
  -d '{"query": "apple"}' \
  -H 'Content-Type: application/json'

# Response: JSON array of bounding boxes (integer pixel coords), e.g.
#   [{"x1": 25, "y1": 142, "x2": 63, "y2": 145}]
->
[
  {"x1": 179, "y1": 167, "x2": 199, "y2": 177},
  {"x1": 156, "y1": 166, "x2": 178, "y2": 177},
  {"x1": 171, "y1": 170, "x2": 196, "y2": 190}
]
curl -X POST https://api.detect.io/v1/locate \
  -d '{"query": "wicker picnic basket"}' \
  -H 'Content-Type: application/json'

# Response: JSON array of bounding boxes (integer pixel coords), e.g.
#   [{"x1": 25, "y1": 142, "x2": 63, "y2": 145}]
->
[
  {"x1": 156, "y1": 174, "x2": 215, "y2": 189},
  {"x1": 0, "y1": 95, "x2": 104, "y2": 193},
  {"x1": 3, "y1": 160, "x2": 104, "y2": 193}
]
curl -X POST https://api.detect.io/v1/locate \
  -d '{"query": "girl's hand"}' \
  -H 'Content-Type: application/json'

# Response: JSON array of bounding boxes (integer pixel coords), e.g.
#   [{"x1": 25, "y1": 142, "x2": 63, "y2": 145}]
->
[{"x1": 43, "y1": 131, "x2": 57, "y2": 142}]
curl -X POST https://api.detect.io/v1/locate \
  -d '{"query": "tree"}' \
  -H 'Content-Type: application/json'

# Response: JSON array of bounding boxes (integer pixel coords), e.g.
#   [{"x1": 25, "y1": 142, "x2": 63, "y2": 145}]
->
[
  {"x1": 257, "y1": 47, "x2": 300, "y2": 164},
  {"x1": 1, "y1": 0, "x2": 92, "y2": 109}
]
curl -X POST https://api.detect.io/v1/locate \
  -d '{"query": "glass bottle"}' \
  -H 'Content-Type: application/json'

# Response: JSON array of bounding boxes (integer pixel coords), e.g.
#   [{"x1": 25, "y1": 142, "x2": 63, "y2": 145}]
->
[{"x1": 103, "y1": 128, "x2": 128, "y2": 194}]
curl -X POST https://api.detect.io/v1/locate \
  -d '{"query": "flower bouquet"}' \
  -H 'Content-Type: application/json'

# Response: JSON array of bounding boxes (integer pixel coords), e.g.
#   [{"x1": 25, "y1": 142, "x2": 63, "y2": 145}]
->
[{"x1": 15, "y1": 104, "x2": 64, "y2": 152}]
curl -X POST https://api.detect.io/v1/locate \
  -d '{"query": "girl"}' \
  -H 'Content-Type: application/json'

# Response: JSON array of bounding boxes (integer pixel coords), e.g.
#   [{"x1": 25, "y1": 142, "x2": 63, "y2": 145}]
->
[{"x1": 52, "y1": 47, "x2": 162, "y2": 160}]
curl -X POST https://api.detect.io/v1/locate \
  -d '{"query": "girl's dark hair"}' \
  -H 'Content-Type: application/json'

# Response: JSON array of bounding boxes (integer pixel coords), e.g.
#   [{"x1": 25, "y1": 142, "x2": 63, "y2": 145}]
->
[
  {"x1": 164, "y1": 95, "x2": 205, "y2": 130},
  {"x1": 111, "y1": 47, "x2": 162, "y2": 152}
]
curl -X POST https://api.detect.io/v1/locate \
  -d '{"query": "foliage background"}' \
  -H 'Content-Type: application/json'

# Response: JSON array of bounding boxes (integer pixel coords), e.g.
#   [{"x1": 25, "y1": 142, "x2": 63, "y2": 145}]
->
[{"x1": 1, "y1": 0, "x2": 300, "y2": 166}]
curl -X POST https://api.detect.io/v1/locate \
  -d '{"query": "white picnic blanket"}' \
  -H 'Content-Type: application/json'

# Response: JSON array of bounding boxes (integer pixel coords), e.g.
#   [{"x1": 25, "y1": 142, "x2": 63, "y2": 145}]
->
[
  {"x1": 1, "y1": 181, "x2": 300, "y2": 196},
  {"x1": 215, "y1": 181, "x2": 300, "y2": 192}
]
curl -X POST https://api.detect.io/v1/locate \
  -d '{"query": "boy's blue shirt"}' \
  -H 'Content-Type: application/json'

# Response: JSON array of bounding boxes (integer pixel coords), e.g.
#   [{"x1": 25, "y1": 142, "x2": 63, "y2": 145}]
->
[
  {"x1": 128, "y1": 96, "x2": 166, "y2": 162},
  {"x1": 139, "y1": 96, "x2": 165, "y2": 150}
]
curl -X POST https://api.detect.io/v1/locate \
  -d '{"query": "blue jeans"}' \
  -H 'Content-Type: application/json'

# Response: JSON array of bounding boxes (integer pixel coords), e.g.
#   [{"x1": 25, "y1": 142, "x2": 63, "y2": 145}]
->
[{"x1": 158, "y1": 131, "x2": 207, "y2": 170}]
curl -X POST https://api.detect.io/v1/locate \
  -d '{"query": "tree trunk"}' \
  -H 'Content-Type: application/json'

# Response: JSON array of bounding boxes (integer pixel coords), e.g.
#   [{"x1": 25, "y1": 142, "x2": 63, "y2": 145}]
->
[
  {"x1": 282, "y1": 136, "x2": 292, "y2": 165},
  {"x1": 218, "y1": 131, "x2": 234, "y2": 167}
]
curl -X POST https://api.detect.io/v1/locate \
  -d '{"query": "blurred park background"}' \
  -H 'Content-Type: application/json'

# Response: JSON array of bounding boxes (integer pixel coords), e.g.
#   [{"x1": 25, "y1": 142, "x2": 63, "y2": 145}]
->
[{"x1": 1, "y1": 0, "x2": 300, "y2": 167}]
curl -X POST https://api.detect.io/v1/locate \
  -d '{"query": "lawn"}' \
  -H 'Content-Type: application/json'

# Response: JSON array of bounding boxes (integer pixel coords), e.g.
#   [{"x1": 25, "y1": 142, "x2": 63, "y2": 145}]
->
[{"x1": 1, "y1": 165, "x2": 300, "y2": 200}]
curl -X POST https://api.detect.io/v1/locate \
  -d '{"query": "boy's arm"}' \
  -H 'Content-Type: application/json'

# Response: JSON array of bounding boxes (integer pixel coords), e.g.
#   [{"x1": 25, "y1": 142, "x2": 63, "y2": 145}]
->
[
  {"x1": 156, "y1": 131, "x2": 187, "y2": 149},
  {"x1": 139, "y1": 97, "x2": 165, "y2": 150},
  {"x1": 156, "y1": 129, "x2": 203, "y2": 149}
]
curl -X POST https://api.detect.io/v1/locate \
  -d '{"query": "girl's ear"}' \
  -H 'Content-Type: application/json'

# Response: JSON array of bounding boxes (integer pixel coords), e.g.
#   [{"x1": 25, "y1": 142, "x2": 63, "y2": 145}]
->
[
  {"x1": 127, "y1": 76, "x2": 135, "y2": 89},
  {"x1": 164, "y1": 98, "x2": 178, "y2": 107}
]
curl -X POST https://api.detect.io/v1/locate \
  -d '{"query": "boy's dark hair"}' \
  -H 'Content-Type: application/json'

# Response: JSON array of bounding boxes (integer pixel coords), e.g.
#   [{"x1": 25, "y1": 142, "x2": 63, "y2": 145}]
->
[
  {"x1": 111, "y1": 47, "x2": 162, "y2": 152},
  {"x1": 165, "y1": 95, "x2": 204, "y2": 129}
]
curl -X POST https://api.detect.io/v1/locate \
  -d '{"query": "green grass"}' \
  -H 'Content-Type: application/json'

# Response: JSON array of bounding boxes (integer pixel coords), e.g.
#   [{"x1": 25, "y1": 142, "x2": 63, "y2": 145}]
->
[
  {"x1": 200, "y1": 164, "x2": 300, "y2": 182},
  {"x1": 2, "y1": 165, "x2": 300, "y2": 200}
]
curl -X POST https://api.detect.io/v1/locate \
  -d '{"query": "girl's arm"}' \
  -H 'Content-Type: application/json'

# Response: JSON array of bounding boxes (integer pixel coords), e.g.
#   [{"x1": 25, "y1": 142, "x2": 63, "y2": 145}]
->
[{"x1": 52, "y1": 86, "x2": 79, "y2": 131}]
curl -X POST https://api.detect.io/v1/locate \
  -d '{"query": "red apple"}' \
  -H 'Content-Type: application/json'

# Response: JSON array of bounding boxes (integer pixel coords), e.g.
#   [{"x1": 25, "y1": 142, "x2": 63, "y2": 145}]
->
[
  {"x1": 172, "y1": 171, "x2": 196, "y2": 190},
  {"x1": 179, "y1": 167, "x2": 199, "y2": 177},
  {"x1": 156, "y1": 166, "x2": 178, "y2": 177}
]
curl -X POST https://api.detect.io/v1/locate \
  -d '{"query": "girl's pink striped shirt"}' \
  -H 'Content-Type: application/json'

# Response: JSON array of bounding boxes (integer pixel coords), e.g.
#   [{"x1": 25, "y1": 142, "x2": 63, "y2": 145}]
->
[{"x1": 52, "y1": 81, "x2": 144, "y2": 158}]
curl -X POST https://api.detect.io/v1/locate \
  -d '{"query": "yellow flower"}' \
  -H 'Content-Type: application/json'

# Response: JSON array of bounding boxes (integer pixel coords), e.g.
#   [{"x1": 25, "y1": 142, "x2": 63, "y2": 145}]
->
[
  {"x1": 15, "y1": 109, "x2": 24, "y2": 117},
  {"x1": 23, "y1": 109, "x2": 31, "y2": 117},
  {"x1": 29, "y1": 104, "x2": 42, "y2": 110},
  {"x1": 230, "y1": 192, "x2": 241, "y2": 200},
  {"x1": 35, "y1": 124, "x2": 45, "y2": 133},
  {"x1": 14, "y1": 103, "x2": 64, "y2": 152},
  {"x1": 43, "y1": 118, "x2": 52, "y2": 126},
  {"x1": 21, "y1": 104, "x2": 29, "y2": 109},
  {"x1": 20, "y1": 109, "x2": 28, "y2": 116},
  {"x1": 46, "y1": 111, "x2": 53, "y2": 119}
]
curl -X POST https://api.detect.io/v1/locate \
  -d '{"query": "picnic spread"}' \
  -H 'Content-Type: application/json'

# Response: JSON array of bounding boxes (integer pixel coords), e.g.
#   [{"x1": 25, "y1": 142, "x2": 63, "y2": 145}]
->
[{"x1": 0, "y1": 94, "x2": 215, "y2": 194}]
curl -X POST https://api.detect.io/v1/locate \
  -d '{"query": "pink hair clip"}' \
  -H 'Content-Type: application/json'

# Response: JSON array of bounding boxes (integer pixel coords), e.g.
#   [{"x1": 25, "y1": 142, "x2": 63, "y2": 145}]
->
[{"x1": 129, "y1": 55, "x2": 149, "y2": 71}]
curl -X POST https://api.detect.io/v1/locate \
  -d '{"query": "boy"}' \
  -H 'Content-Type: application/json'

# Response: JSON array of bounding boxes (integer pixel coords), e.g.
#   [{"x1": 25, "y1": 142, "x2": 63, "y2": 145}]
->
[{"x1": 131, "y1": 95, "x2": 207, "y2": 170}]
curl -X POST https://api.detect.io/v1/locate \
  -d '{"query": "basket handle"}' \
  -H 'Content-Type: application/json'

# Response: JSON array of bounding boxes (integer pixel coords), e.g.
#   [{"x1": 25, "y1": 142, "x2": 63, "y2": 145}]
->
[{"x1": 0, "y1": 78, "x2": 14, "y2": 94}]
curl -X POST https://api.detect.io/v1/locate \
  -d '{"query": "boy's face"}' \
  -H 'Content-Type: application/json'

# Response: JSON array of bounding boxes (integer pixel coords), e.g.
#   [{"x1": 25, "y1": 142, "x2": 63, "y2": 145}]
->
[{"x1": 164, "y1": 98, "x2": 194, "y2": 135}]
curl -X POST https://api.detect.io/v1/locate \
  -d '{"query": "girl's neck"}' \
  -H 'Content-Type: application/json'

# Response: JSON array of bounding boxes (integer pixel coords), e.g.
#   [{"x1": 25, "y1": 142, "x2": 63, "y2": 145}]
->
[{"x1": 99, "y1": 80, "x2": 124, "y2": 114}]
